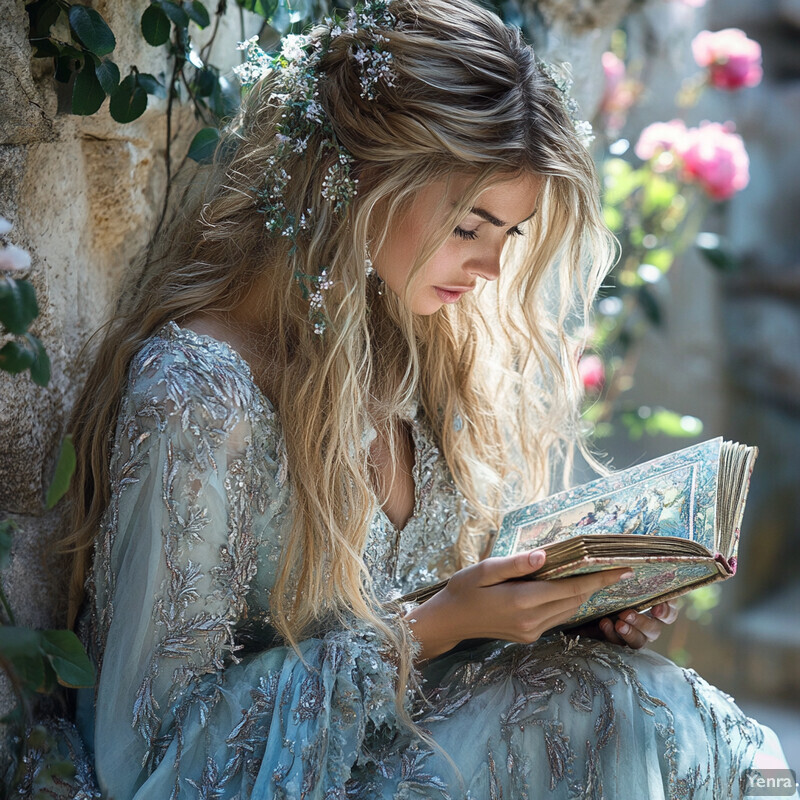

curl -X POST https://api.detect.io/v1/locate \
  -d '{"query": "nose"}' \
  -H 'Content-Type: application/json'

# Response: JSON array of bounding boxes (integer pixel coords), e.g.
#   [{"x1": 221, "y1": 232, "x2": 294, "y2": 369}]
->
[{"x1": 466, "y1": 251, "x2": 501, "y2": 282}]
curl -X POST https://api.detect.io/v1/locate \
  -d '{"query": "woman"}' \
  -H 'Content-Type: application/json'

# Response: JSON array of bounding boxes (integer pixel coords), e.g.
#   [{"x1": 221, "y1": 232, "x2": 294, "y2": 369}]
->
[{"x1": 59, "y1": 0, "x2": 794, "y2": 797}]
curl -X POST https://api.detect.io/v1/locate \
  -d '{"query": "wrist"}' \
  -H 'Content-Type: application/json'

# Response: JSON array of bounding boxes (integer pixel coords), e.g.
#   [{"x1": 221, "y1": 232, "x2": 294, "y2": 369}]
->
[{"x1": 403, "y1": 590, "x2": 463, "y2": 661}]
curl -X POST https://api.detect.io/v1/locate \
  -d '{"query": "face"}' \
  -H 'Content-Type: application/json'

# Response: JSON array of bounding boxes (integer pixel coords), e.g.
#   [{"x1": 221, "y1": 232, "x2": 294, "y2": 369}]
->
[{"x1": 371, "y1": 172, "x2": 542, "y2": 315}]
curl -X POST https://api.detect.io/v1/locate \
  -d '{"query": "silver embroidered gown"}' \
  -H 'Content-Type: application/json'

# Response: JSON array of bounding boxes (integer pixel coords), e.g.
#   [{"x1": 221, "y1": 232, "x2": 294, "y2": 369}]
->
[{"x1": 73, "y1": 322, "x2": 796, "y2": 800}]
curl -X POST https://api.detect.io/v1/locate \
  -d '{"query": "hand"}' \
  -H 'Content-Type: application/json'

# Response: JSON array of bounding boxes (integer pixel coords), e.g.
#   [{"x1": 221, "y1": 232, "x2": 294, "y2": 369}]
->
[
  {"x1": 569, "y1": 601, "x2": 680, "y2": 649},
  {"x1": 404, "y1": 549, "x2": 634, "y2": 661}
]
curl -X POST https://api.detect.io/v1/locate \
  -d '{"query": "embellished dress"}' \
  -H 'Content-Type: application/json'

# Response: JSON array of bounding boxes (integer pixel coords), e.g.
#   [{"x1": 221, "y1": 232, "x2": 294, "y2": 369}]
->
[{"x1": 73, "y1": 322, "x2": 796, "y2": 800}]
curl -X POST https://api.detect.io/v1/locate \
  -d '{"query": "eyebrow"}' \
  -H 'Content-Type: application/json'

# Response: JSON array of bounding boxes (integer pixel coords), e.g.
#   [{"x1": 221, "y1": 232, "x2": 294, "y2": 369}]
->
[{"x1": 469, "y1": 206, "x2": 538, "y2": 228}]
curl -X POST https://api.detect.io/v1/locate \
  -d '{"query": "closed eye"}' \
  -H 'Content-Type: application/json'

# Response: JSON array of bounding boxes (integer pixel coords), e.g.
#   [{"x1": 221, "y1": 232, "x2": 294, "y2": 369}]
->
[{"x1": 453, "y1": 225, "x2": 525, "y2": 241}]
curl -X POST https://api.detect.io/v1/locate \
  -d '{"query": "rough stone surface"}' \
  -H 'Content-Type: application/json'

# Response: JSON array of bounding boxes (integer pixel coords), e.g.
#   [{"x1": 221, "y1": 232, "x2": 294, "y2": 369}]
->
[{"x1": 0, "y1": 0, "x2": 264, "y2": 739}]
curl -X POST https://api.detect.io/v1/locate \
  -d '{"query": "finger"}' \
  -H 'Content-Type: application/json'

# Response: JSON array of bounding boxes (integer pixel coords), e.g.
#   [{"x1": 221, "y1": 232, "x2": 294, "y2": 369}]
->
[
  {"x1": 618, "y1": 610, "x2": 661, "y2": 642},
  {"x1": 475, "y1": 549, "x2": 547, "y2": 587},
  {"x1": 560, "y1": 567, "x2": 634, "y2": 603},
  {"x1": 598, "y1": 617, "x2": 625, "y2": 645},
  {"x1": 614, "y1": 615, "x2": 650, "y2": 648},
  {"x1": 650, "y1": 601, "x2": 679, "y2": 625}
]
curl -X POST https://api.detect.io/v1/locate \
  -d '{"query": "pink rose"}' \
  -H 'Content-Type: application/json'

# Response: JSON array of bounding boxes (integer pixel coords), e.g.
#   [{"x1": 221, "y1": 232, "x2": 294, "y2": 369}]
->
[
  {"x1": 692, "y1": 28, "x2": 762, "y2": 90},
  {"x1": 578, "y1": 354, "x2": 605, "y2": 393},
  {"x1": 601, "y1": 52, "x2": 625, "y2": 110},
  {"x1": 634, "y1": 120, "x2": 687, "y2": 167},
  {"x1": 675, "y1": 121, "x2": 749, "y2": 200},
  {"x1": 600, "y1": 52, "x2": 639, "y2": 132}
]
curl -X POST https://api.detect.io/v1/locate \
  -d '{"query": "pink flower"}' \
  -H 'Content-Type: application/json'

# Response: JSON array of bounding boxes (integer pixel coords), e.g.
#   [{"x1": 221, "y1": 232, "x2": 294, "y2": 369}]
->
[
  {"x1": 675, "y1": 121, "x2": 749, "y2": 200},
  {"x1": 692, "y1": 28, "x2": 762, "y2": 90},
  {"x1": 634, "y1": 120, "x2": 687, "y2": 169},
  {"x1": 578, "y1": 354, "x2": 605, "y2": 393},
  {"x1": 600, "y1": 52, "x2": 640, "y2": 133},
  {"x1": 601, "y1": 52, "x2": 625, "y2": 110}
]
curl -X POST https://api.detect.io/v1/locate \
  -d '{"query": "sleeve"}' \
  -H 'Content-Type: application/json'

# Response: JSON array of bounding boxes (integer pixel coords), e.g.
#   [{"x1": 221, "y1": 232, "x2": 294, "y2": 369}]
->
[{"x1": 92, "y1": 358, "x2": 410, "y2": 800}]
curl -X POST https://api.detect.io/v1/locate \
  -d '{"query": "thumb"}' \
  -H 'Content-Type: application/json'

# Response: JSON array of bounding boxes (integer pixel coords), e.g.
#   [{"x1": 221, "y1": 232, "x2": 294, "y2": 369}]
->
[{"x1": 477, "y1": 549, "x2": 547, "y2": 586}]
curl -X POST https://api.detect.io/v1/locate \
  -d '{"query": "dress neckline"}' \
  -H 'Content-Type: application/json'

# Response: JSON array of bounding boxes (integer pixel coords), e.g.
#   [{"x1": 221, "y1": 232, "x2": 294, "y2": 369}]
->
[{"x1": 158, "y1": 320, "x2": 428, "y2": 537}]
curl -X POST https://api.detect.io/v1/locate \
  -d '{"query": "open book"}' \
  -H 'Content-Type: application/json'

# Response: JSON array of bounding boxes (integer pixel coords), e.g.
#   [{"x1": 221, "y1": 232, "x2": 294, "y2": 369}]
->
[{"x1": 402, "y1": 437, "x2": 757, "y2": 629}]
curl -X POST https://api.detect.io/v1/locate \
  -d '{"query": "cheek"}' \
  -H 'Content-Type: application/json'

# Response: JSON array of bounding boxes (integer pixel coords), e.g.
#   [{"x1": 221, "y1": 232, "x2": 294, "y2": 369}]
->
[{"x1": 417, "y1": 242, "x2": 459, "y2": 284}]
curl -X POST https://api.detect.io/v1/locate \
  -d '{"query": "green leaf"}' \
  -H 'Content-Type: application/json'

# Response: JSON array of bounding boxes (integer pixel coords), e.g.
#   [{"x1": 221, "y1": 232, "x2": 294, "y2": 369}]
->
[
  {"x1": 0, "y1": 339, "x2": 36, "y2": 374},
  {"x1": 187, "y1": 127, "x2": 220, "y2": 163},
  {"x1": 195, "y1": 66, "x2": 217, "y2": 97},
  {"x1": 642, "y1": 173, "x2": 678, "y2": 217},
  {"x1": 137, "y1": 72, "x2": 167, "y2": 99},
  {"x1": 68, "y1": 5, "x2": 116, "y2": 57},
  {"x1": 644, "y1": 248, "x2": 674, "y2": 271},
  {"x1": 26, "y1": 333, "x2": 51, "y2": 386},
  {"x1": 0, "y1": 627, "x2": 46, "y2": 692},
  {"x1": 27, "y1": 0, "x2": 63, "y2": 38},
  {"x1": 0, "y1": 519, "x2": 15, "y2": 571},
  {"x1": 209, "y1": 75, "x2": 240, "y2": 121},
  {"x1": 46, "y1": 435, "x2": 76, "y2": 509},
  {"x1": 39, "y1": 630, "x2": 95, "y2": 688},
  {"x1": 141, "y1": 4, "x2": 171, "y2": 46},
  {"x1": 54, "y1": 51, "x2": 78, "y2": 82},
  {"x1": 186, "y1": 0, "x2": 210, "y2": 28},
  {"x1": 637, "y1": 285, "x2": 662, "y2": 326},
  {"x1": 622, "y1": 407, "x2": 703, "y2": 439},
  {"x1": 30, "y1": 36, "x2": 62, "y2": 58},
  {"x1": 109, "y1": 73, "x2": 148, "y2": 123},
  {"x1": 602, "y1": 205, "x2": 623, "y2": 232},
  {"x1": 0, "y1": 277, "x2": 39, "y2": 334},
  {"x1": 695, "y1": 233, "x2": 738, "y2": 272},
  {"x1": 159, "y1": 0, "x2": 190, "y2": 27},
  {"x1": 72, "y1": 60, "x2": 106, "y2": 116},
  {"x1": 95, "y1": 59, "x2": 120, "y2": 94},
  {"x1": 603, "y1": 164, "x2": 646, "y2": 207},
  {"x1": 235, "y1": 0, "x2": 279, "y2": 17},
  {"x1": 646, "y1": 408, "x2": 703, "y2": 438}
]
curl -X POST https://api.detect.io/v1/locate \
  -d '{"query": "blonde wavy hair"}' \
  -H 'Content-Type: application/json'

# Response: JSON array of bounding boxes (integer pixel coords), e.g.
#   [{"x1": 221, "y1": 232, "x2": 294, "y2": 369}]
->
[{"x1": 65, "y1": 0, "x2": 615, "y2": 736}]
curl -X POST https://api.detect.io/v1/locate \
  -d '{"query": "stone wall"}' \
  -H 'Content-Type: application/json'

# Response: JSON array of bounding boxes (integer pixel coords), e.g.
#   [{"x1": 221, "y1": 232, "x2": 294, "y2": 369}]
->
[{"x1": 0, "y1": 0, "x2": 263, "y2": 723}]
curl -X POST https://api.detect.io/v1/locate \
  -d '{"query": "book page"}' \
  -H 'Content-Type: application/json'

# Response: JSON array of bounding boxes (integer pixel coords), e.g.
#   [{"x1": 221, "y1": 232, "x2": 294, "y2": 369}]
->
[{"x1": 495, "y1": 438, "x2": 724, "y2": 557}]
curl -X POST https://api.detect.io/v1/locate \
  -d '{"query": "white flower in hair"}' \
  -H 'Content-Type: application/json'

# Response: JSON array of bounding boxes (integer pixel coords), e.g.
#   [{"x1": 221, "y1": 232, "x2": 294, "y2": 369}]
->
[{"x1": 234, "y1": 1, "x2": 397, "y2": 335}]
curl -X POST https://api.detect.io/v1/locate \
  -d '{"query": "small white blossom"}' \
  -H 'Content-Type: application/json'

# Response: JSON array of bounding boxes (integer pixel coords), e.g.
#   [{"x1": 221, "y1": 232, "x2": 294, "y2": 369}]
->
[
  {"x1": 0, "y1": 243, "x2": 32, "y2": 271},
  {"x1": 280, "y1": 34, "x2": 310, "y2": 62}
]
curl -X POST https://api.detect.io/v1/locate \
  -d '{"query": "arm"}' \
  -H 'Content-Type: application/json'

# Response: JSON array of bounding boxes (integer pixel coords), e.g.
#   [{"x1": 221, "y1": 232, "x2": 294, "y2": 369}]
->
[{"x1": 92, "y1": 349, "x2": 407, "y2": 800}]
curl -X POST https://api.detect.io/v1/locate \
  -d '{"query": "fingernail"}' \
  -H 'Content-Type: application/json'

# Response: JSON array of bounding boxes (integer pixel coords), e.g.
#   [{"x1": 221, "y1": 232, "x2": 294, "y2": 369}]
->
[
  {"x1": 528, "y1": 549, "x2": 545, "y2": 565},
  {"x1": 623, "y1": 611, "x2": 635, "y2": 623},
  {"x1": 618, "y1": 622, "x2": 630, "y2": 634},
  {"x1": 618, "y1": 570, "x2": 634, "y2": 581}
]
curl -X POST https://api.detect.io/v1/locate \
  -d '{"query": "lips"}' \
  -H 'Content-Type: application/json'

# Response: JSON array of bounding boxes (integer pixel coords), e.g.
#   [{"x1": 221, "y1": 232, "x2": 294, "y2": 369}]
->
[{"x1": 434, "y1": 286, "x2": 471, "y2": 303}]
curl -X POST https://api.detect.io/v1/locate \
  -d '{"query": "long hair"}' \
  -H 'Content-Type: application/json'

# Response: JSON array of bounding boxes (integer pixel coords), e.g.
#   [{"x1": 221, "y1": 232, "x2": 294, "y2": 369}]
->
[{"x1": 64, "y1": 0, "x2": 615, "y2": 737}]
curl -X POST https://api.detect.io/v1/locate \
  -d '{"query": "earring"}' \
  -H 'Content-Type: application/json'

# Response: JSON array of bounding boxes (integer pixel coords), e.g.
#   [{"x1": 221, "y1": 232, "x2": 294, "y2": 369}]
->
[{"x1": 365, "y1": 243, "x2": 384, "y2": 295}]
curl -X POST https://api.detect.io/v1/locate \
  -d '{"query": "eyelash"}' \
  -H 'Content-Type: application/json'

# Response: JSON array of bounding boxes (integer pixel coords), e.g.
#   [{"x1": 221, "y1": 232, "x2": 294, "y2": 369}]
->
[{"x1": 453, "y1": 226, "x2": 525, "y2": 240}]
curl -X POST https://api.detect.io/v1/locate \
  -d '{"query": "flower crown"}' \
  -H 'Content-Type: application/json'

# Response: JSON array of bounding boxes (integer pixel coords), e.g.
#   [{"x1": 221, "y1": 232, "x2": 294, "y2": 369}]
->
[
  {"x1": 234, "y1": 1, "x2": 396, "y2": 335},
  {"x1": 233, "y1": 2, "x2": 592, "y2": 335}
]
